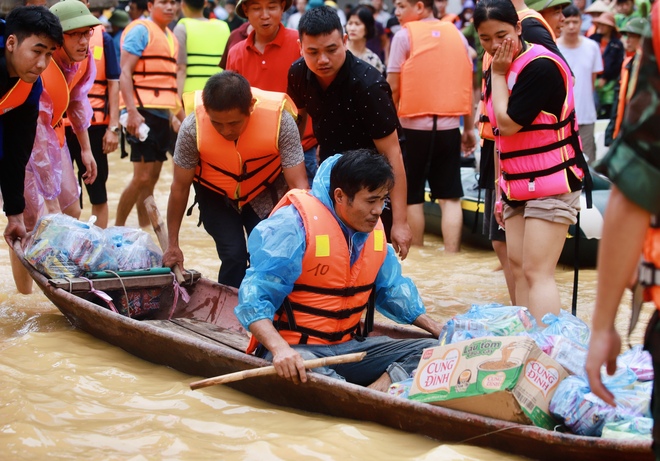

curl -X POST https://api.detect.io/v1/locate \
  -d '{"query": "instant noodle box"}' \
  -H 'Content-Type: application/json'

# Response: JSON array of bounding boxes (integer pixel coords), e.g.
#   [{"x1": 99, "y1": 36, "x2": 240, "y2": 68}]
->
[{"x1": 408, "y1": 336, "x2": 568, "y2": 429}]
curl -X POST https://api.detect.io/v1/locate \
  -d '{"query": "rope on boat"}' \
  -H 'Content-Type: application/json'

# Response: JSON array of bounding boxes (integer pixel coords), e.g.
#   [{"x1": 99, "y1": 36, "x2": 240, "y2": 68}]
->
[
  {"x1": 99, "y1": 270, "x2": 130, "y2": 317},
  {"x1": 455, "y1": 423, "x2": 543, "y2": 444}
]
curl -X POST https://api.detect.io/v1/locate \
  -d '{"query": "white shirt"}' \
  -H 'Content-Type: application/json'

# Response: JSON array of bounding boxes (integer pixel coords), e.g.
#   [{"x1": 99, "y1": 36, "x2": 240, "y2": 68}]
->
[{"x1": 558, "y1": 36, "x2": 604, "y2": 125}]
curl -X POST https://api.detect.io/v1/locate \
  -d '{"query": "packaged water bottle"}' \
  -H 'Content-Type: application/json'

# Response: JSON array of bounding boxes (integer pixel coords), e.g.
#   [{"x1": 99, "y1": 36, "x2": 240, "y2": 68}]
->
[{"x1": 119, "y1": 113, "x2": 150, "y2": 142}]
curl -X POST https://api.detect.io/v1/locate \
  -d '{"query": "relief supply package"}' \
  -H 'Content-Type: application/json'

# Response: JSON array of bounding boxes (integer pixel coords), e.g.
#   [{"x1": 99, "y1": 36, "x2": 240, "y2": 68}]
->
[{"x1": 408, "y1": 336, "x2": 568, "y2": 429}]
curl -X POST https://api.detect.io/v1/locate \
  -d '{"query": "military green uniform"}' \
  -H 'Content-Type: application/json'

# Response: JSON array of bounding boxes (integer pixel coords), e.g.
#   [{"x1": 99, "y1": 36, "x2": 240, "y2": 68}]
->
[{"x1": 596, "y1": 18, "x2": 660, "y2": 456}]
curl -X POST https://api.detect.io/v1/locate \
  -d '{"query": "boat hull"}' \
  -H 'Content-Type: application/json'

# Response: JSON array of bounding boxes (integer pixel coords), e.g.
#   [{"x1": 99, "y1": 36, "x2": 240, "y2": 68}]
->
[{"x1": 18, "y1": 247, "x2": 651, "y2": 461}]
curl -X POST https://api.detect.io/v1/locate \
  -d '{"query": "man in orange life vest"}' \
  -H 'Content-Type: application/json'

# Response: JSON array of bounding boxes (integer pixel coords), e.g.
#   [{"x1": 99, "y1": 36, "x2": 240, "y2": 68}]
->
[
  {"x1": 64, "y1": 0, "x2": 121, "y2": 229},
  {"x1": 0, "y1": 6, "x2": 62, "y2": 246},
  {"x1": 234, "y1": 150, "x2": 442, "y2": 391},
  {"x1": 586, "y1": 2, "x2": 660, "y2": 454},
  {"x1": 387, "y1": 0, "x2": 475, "y2": 251},
  {"x1": 116, "y1": 0, "x2": 185, "y2": 228},
  {"x1": 162, "y1": 71, "x2": 308, "y2": 288},
  {"x1": 10, "y1": 0, "x2": 101, "y2": 295}
]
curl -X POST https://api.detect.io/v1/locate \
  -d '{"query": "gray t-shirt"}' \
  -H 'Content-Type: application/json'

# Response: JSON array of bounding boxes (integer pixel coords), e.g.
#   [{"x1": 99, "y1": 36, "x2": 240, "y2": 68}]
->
[{"x1": 173, "y1": 109, "x2": 303, "y2": 218}]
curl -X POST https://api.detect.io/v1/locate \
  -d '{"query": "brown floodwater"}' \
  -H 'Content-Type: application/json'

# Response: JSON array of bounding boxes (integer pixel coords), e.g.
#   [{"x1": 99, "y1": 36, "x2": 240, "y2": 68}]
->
[{"x1": 0, "y1": 152, "x2": 651, "y2": 460}]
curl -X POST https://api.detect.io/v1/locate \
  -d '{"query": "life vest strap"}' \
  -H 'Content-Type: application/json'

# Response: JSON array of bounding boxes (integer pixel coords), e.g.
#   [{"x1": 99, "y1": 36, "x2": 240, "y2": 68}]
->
[
  {"x1": 139, "y1": 55, "x2": 177, "y2": 64},
  {"x1": 502, "y1": 157, "x2": 577, "y2": 181},
  {"x1": 133, "y1": 84, "x2": 178, "y2": 93},
  {"x1": 291, "y1": 282, "x2": 374, "y2": 297},
  {"x1": 479, "y1": 114, "x2": 490, "y2": 123},
  {"x1": 517, "y1": 112, "x2": 575, "y2": 133},
  {"x1": 134, "y1": 71, "x2": 178, "y2": 78},
  {"x1": 286, "y1": 300, "x2": 368, "y2": 320},
  {"x1": 94, "y1": 79, "x2": 108, "y2": 85},
  {"x1": 187, "y1": 52, "x2": 223, "y2": 58},
  {"x1": 499, "y1": 137, "x2": 572, "y2": 160},
  {"x1": 639, "y1": 261, "x2": 660, "y2": 287},
  {"x1": 276, "y1": 323, "x2": 361, "y2": 344}
]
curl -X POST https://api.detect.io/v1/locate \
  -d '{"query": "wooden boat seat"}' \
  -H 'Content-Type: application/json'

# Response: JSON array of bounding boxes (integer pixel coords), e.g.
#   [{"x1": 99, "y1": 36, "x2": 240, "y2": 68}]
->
[
  {"x1": 48, "y1": 270, "x2": 202, "y2": 293},
  {"x1": 144, "y1": 318, "x2": 249, "y2": 353}
]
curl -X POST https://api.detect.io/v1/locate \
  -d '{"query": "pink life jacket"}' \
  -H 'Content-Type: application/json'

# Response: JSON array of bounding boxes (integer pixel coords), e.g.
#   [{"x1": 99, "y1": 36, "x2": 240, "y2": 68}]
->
[{"x1": 486, "y1": 43, "x2": 586, "y2": 202}]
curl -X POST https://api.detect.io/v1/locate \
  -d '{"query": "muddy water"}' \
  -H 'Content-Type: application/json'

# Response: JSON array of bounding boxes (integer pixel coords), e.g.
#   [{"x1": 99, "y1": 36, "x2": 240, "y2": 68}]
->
[{"x1": 0, "y1": 152, "x2": 650, "y2": 460}]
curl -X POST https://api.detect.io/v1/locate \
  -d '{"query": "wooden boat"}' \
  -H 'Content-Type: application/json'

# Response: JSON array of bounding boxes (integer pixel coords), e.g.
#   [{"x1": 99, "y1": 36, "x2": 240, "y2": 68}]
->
[
  {"x1": 16, "y1": 243, "x2": 651, "y2": 461},
  {"x1": 424, "y1": 168, "x2": 611, "y2": 267}
]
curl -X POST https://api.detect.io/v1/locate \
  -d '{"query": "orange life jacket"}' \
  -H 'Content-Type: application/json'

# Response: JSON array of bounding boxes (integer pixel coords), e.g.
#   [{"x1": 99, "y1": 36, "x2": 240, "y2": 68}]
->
[
  {"x1": 192, "y1": 87, "x2": 297, "y2": 207},
  {"x1": 246, "y1": 189, "x2": 387, "y2": 354},
  {"x1": 641, "y1": 221, "x2": 660, "y2": 308},
  {"x1": 40, "y1": 57, "x2": 89, "y2": 147},
  {"x1": 120, "y1": 19, "x2": 179, "y2": 110},
  {"x1": 0, "y1": 78, "x2": 33, "y2": 115},
  {"x1": 88, "y1": 28, "x2": 110, "y2": 125},
  {"x1": 478, "y1": 53, "x2": 494, "y2": 143},
  {"x1": 613, "y1": 54, "x2": 635, "y2": 140},
  {"x1": 439, "y1": 13, "x2": 459, "y2": 25},
  {"x1": 398, "y1": 20, "x2": 472, "y2": 118},
  {"x1": 518, "y1": 8, "x2": 557, "y2": 41}
]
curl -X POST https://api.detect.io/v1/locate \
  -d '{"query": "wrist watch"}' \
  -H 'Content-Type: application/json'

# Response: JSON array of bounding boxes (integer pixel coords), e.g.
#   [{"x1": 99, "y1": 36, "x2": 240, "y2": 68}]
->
[{"x1": 107, "y1": 125, "x2": 120, "y2": 134}]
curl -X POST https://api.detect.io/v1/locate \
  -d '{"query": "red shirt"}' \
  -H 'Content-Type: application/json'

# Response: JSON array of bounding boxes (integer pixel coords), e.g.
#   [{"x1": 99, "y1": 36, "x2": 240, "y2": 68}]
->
[
  {"x1": 226, "y1": 25, "x2": 317, "y2": 150},
  {"x1": 226, "y1": 26, "x2": 300, "y2": 93}
]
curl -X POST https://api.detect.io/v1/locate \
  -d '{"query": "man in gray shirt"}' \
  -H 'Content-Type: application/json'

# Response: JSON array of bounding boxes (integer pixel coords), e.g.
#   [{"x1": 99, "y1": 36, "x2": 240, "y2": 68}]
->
[{"x1": 163, "y1": 71, "x2": 308, "y2": 287}]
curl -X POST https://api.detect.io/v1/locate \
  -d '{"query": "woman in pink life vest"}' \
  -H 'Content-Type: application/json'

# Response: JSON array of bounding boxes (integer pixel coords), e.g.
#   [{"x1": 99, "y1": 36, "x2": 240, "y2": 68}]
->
[{"x1": 475, "y1": 0, "x2": 589, "y2": 324}]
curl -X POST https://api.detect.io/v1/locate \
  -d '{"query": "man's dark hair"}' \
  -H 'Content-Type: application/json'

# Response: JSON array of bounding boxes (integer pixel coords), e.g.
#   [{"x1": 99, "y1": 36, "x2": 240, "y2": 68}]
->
[
  {"x1": 202, "y1": 71, "x2": 253, "y2": 114},
  {"x1": 184, "y1": 0, "x2": 205, "y2": 10},
  {"x1": 562, "y1": 4, "x2": 580, "y2": 18},
  {"x1": 298, "y1": 5, "x2": 343, "y2": 39},
  {"x1": 5, "y1": 6, "x2": 63, "y2": 46},
  {"x1": 132, "y1": 0, "x2": 149, "y2": 11},
  {"x1": 330, "y1": 149, "x2": 394, "y2": 204}
]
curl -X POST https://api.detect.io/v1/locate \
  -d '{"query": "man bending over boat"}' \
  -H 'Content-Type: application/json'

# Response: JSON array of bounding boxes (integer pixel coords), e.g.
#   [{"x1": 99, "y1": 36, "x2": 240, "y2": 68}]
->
[
  {"x1": 234, "y1": 150, "x2": 442, "y2": 391},
  {"x1": 163, "y1": 71, "x2": 308, "y2": 288}
]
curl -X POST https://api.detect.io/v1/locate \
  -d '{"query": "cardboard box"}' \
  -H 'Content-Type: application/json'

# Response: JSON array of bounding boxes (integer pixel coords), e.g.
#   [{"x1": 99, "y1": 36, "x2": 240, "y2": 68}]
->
[{"x1": 408, "y1": 336, "x2": 568, "y2": 430}]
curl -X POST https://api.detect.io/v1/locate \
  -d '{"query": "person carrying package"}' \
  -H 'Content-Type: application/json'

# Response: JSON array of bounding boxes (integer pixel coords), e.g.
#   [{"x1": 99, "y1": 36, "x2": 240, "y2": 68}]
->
[
  {"x1": 586, "y1": 1, "x2": 660, "y2": 456},
  {"x1": 234, "y1": 149, "x2": 442, "y2": 391},
  {"x1": 0, "y1": 6, "x2": 62, "y2": 246},
  {"x1": 162, "y1": 71, "x2": 308, "y2": 288},
  {"x1": 10, "y1": 0, "x2": 100, "y2": 294},
  {"x1": 115, "y1": 0, "x2": 185, "y2": 228}
]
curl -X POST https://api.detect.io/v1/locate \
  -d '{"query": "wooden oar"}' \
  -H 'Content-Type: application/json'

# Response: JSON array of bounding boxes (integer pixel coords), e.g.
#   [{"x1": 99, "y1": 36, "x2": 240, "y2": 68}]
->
[
  {"x1": 144, "y1": 195, "x2": 185, "y2": 283},
  {"x1": 189, "y1": 351, "x2": 367, "y2": 390}
]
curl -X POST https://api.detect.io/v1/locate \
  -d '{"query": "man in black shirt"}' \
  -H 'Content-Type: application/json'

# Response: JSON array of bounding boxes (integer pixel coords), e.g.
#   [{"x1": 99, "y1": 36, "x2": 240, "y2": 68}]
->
[
  {"x1": 287, "y1": 6, "x2": 412, "y2": 259},
  {"x1": 0, "y1": 6, "x2": 62, "y2": 246}
]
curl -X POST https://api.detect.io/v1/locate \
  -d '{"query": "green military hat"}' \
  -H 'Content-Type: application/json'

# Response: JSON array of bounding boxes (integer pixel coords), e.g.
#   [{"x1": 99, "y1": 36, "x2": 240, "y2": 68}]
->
[
  {"x1": 527, "y1": 0, "x2": 571, "y2": 12},
  {"x1": 620, "y1": 17, "x2": 651, "y2": 37},
  {"x1": 50, "y1": 0, "x2": 102, "y2": 33}
]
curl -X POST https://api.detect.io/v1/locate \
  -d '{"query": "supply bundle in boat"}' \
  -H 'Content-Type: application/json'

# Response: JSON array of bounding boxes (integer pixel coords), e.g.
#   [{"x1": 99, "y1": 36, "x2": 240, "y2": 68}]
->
[
  {"x1": 24, "y1": 214, "x2": 163, "y2": 278},
  {"x1": 408, "y1": 336, "x2": 568, "y2": 430}
]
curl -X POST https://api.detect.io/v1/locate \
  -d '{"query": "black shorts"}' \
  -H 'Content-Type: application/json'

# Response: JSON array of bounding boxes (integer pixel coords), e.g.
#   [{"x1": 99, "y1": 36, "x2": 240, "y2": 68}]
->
[
  {"x1": 66, "y1": 124, "x2": 108, "y2": 205},
  {"x1": 403, "y1": 127, "x2": 463, "y2": 204},
  {"x1": 644, "y1": 310, "x2": 660, "y2": 458},
  {"x1": 126, "y1": 110, "x2": 170, "y2": 163}
]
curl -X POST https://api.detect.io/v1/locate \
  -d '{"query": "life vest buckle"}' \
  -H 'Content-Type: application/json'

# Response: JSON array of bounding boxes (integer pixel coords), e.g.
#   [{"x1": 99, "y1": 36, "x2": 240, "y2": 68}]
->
[{"x1": 493, "y1": 127, "x2": 500, "y2": 136}]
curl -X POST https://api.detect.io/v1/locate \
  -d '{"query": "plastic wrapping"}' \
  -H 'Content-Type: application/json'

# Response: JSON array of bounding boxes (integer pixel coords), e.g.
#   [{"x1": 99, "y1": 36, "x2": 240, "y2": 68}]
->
[
  {"x1": 547, "y1": 335, "x2": 588, "y2": 376},
  {"x1": 24, "y1": 214, "x2": 117, "y2": 278},
  {"x1": 601, "y1": 417, "x2": 653, "y2": 440},
  {"x1": 105, "y1": 226, "x2": 163, "y2": 270},
  {"x1": 549, "y1": 366, "x2": 644, "y2": 436},
  {"x1": 57, "y1": 52, "x2": 96, "y2": 134},
  {"x1": 539, "y1": 310, "x2": 591, "y2": 349},
  {"x1": 619, "y1": 345, "x2": 653, "y2": 381},
  {"x1": 437, "y1": 304, "x2": 538, "y2": 345}
]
